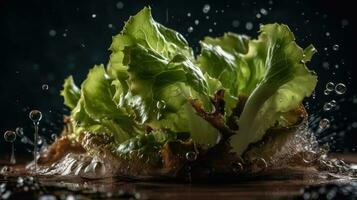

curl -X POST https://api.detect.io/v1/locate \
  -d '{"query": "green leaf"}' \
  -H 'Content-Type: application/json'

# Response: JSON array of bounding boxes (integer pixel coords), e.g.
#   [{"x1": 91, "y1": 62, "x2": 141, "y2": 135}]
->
[
  {"x1": 60, "y1": 76, "x2": 81, "y2": 109},
  {"x1": 230, "y1": 24, "x2": 317, "y2": 154}
]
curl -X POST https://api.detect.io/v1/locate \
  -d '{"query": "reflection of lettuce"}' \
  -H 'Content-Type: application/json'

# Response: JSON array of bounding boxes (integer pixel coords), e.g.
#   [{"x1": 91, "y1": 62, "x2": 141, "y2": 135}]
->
[{"x1": 60, "y1": 7, "x2": 317, "y2": 157}]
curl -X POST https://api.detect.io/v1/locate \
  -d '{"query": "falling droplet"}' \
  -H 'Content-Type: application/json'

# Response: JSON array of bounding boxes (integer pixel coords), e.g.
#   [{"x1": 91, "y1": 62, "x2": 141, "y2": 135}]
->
[
  {"x1": 187, "y1": 26, "x2": 193, "y2": 33},
  {"x1": 319, "y1": 118, "x2": 330, "y2": 130},
  {"x1": 208, "y1": 28, "x2": 213, "y2": 33},
  {"x1": 325, "y1": 82, "x2": 335, "y2": 91},
  {"x1": 41, "y1": 84, "x2": 49, "y2": 91},
  {"x1": 335, "y1": 83, "x2": 346, "y2": 95},
  {"x1": 332, "y1": 44, "x2": 339, "y2": 51},
  {"x1": 202, "y1": 4, "x2": 211, "y2": 13},
  {"x1": 91, "y1": 14, "x2": 97, "y2": 18},
  {"x1": 185, "y1": 151, "x2": 198, "y2": 162}
]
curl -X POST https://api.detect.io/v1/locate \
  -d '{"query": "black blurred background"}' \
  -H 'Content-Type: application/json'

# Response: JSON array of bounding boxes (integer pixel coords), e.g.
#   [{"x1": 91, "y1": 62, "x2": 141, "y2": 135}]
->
[{"x1": 0, "y1": 0, "x2": 355, "y2": 157}]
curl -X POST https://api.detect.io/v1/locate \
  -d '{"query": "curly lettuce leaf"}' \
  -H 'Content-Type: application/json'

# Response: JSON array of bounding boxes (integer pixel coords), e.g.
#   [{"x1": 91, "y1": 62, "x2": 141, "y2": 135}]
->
[
  {"x1": 230, "y1": 24, "x2": 317, "y2": 154},
  {"x1": 60, "y1": 76, "x2": 81, "y2": 109}
]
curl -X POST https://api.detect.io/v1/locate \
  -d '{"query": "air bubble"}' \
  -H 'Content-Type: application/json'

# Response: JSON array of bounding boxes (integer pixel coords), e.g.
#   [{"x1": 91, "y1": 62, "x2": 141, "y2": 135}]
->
[
  {"x1": 185, "y1": 151, "x2": 198, "y2": 162},
  {"x1": 319, "y1": 118, "x2": 330, "y2": 130},
  {"x1": 202, "y1": 4, "x2": 211, "y2": 13},
  {"x1": 335, "y1": 83, "x2": 346, "y2": 95}
]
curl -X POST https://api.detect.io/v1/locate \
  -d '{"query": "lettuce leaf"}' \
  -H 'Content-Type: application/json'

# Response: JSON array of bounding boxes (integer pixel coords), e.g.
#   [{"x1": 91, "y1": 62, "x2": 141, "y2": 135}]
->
[
  {"x1": 60, "y1": 76, "x2": 81, "y2": 109},
  {"x1": 230, "y1": 24, "x2": 317, "y2": 154}
]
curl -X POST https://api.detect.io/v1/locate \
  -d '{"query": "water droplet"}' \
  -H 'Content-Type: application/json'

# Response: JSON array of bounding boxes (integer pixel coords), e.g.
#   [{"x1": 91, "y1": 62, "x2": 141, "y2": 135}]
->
[
  {"x1": 108, "y1": 24, "x2": 113, "y2": 28},
  {"x1": 208, "y1": 28, "x2": 213, "y2": 32},
  {"x1": 4, "y1": 131, "x2": 16, "y2": 142},
  {"x1": 231, "y1": 162, "x2": 243, "y2": 173},
  {"x1": 21, "y1": 137, "x2": 28, "y2": 144},
  {"x1": 187, "y1": 13, "x2": 191, "y2": 17},
  {"x1": 156, "y1": 100, "x2": 166, "y2": 110},
  {"x1": 322, "y1": 62, "x2": 329, "y2": 69},
  {"x1": 194, "y1": 20, "x2": 199, "y2": 25},
  {"x1": 29, "y1": 110, "x2": 42, "y2": 124},
  {"x1": 37, "y1": 137, "x2": 43, "y2": 145},
  {"x1": 38, "y1": 195, "x2": 56, "y2": 200},
  {"x1": 323, "y1": 103, "x2": 333, "y2": 111},
  {"x1": 325, "y1": 82, "x2": 335, "y2": 91},
  {"x1": 325, "y1": 32, "x2": 330, "y2": 37},
  {"x1": 49, "y1": 30, "x2": 56, "y2": 37},
  {"x1": 260, "y1": 8, "x2": 268, "y2": 15},
  {"x1": 91, "y1": 14, "x2": 97, "y2": 18},
  {"x1": 335, "y1": 83, "x2": 346, "y2": 95},
  {"x1": 15, "y1": 127, "x2": 24, "y2": 137},
  {"x1": 187, "y1": 26, "x2": 193, "y2": 33},
  {"x1": 245, "y1": 22, "x2": 253, "y2": 30},
  {"x1": 319, "y1": 118, "x2": 330, "y2": 130},
  {"x1": 51, "y1": 134, "x2": 57, "y2": 141},
  {"x1": 41, "y1": 84, "x2": 49, "y2": 90},
  {"x1": 232, "y1": 20, "x2": 240, "y2": 27},
  {"x1": 116, "y1": 1, "x2": 124, "y2": 9},
  {"x1": 329, "y1": 100, "x2": 337, "y2": 107},
  {"x1": 332, "y1": 44, "x2": 339, "y2": 51},
  {"x1": 62, "y1": 33, "x2": 67, "y2": 37},
  {"x1": 156, "y1": 112, "x2": 162, "y2": 120},
  {"x1": 185, "y1": 151, "x2": 197, "y2": 162},
  {"x1": 324, "y1": 89, "x2": 331, "y2": 95},
  {"x1": 202, "y1": 4, "x2": 211, "y2": 13},
  {"x1": 256, "y1": 13, "x2": 261, "y2": 18}
]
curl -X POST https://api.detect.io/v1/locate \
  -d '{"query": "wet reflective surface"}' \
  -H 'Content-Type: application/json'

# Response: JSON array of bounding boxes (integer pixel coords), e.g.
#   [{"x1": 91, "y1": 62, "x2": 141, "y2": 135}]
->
[{"x1": 0, "y1": 154, "x2": 356, "y2": 200}]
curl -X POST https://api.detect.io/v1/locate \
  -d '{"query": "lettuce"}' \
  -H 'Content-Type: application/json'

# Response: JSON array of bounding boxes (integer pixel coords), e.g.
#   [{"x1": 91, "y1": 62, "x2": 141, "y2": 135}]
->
[{"x1": 60, "y1": 7, "x2": 317, "y2": 158}]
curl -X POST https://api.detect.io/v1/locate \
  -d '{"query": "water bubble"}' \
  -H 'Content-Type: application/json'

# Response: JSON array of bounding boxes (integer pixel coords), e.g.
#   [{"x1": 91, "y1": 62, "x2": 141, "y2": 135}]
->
[
  {"x1": 49, "y1": 30, "x2": 56, "y2": 37},
  {"x1": 319, "y1": 118, "x2": 330, "y2": 130},
  {"x1": 256, "y1": 13, "x2": 261, "y2": 18},
  {"x1": 187, "y1": 13, "x2": 191, "y2": 17},
  {"x1": 323, "y1": 103, "x2": 333, "y2": 111},
  {"x1": 325, "y1": 32, "x2": 330, "y2": 37},
  {"x1": 15, "y1": 127, "x2": 24, "y2": 137},
  {"x1": 232, "y1": 20, "x2": 240, "y2": 27},
  {"x1": 156, "y1": 100, "x2": 166, "y2": 110},
  {"x1": 187, "y1": 26, "x2": 193, "y2": 33},
  {"x1": 116, "y1": 1, "x2": 124, "y2": 9},
  {"x1": 245, "y1": 22, "x2": 253, "y2": 30},
  {"x1": 4, "y1": 131, "x2": 16, "y2": 142},
  {"x1": 335, "y1": 83, "x2": 346, "y2": 95},
  {"x1": 332, "y1": 44, "x2": 339, "y2": 51},
  {"x1": 325, "y1": 82, "x2": 335, "y2": 91},
  {"x1": 194, "y1": 20, "x2": 199, "y2": 25},
  {"x1": 324, "y1": 89, "x2": 331, "y2": 95},
  {"x1": 91, "y1": 14, "x2": 97, "y2": 18},
  {"x1": 260, "y1": 8, "x2": 268, "y2": 15},
  {"x1": 41, "y1": 84, "x2": 49, "y2": 90},
  {"x1": 29, "y1": 110, "x2": 42, "y2": 124},
  {"x1": 208, "y1": 28, "x2": 213, "y2": 33},
  {"x1": 185, "y1": 151, "x2": 198, "y2": 162},
  {"x1": 202, "y1": 4, "x2": 211, "y2": 13}
]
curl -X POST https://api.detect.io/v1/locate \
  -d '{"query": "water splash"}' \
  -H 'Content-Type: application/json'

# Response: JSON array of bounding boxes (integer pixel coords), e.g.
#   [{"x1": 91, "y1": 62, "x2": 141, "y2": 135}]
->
[{"x1": 29, "y1": 110, "x2": 42, "y2": 173}]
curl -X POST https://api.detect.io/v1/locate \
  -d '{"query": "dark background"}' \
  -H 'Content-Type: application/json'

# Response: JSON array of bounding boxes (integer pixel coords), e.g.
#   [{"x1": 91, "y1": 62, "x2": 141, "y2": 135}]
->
[{"x1": 0, "y1": 0, "x2": 355, "y2": 157}]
